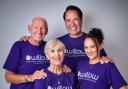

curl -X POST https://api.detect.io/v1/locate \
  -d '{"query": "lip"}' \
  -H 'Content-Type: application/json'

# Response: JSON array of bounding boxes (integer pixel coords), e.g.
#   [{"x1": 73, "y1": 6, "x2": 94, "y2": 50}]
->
[
  {"x1": 54, "y1": 58, "x2": 61, "y2": 60},
  {"x1": 71, "y1": 27, "x2": 76, "y2": 30},
  {"x1": 87, "y1": 53, "x2": 93, "y2": 56}
]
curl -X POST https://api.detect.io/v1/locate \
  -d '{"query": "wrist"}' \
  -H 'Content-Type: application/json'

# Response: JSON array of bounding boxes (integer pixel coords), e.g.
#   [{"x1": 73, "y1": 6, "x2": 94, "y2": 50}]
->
[{"x1": 24, "y1": 75, "x2": 32, "y2": 82}]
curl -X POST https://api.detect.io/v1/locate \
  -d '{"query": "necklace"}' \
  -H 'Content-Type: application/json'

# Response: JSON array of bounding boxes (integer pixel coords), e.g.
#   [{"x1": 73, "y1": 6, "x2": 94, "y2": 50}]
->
[{"x1": 56, "y1": 74, "x2": 63, "y2": 85}]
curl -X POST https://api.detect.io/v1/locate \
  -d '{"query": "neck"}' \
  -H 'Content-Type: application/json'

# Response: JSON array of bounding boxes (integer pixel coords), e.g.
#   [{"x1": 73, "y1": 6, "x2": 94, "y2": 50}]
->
[
  {"x1": 69, "y1": 32, "x2": 83, "y2": 38},
  {"x1": 48, "y1": 64, "x2": 62, "y2": 74},
  {"x1": 28, "y1": 36, "x2": 41, "y2": 46},
  {"x1": 89, "y1": 57, "x2": 101, "y2": 64}
]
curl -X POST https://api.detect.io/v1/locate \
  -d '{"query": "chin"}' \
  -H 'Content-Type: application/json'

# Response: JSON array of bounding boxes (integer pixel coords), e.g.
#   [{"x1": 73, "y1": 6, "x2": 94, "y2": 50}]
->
[
  {"x1": 88, "y1": 56, "x2": 95, "y2": 60},
  {"x1": 54, "y1": 63, "x2": 62, "y2": 66},
  {"x1": 35, "y1": 38, "x2": 43, "y2": 41}
]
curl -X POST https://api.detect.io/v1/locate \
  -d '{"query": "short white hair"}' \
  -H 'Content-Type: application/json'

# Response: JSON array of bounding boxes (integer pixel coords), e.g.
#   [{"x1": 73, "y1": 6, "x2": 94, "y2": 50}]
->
[
  {"x1": 28, "y1": 16, "x2": 48, "y2": 34},
  {"x1": 44, "y1": 39, "x2": 65, "y2": 55}
]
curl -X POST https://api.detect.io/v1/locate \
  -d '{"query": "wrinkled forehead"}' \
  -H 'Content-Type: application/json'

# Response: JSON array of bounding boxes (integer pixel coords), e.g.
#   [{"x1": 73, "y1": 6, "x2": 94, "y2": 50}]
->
[
  {"x1": 29, "y1": 17, "x2": 47, "y2": 26},
  {"x1": 33, "y1": 19, "x2": 45, "y2": 25}
]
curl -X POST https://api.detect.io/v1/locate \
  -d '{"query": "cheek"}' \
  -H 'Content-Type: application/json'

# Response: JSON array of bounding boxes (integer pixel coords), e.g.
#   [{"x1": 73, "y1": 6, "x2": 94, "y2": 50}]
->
[
  {"x1": 65, "y1": 21, "x2": 71, "y2": 26},
  {"x1": 47, "y1": 53, "x2": 53, "y2": 59},
  {"x1": 61, "y1": 53, "x2": 64, "y2": 58},
  {"x1": 41, "y1": 29, "x2": 46, "y2": 34},
  {"x1": 30, "y1": 30, "x2": 37, "y2": 35},
  {"x1": 93, "y1": 49, "x2": 98, "y2": 56},
  {"x1": 84, "y1": 49, "x2": 87, "y2": 53},
  {"x1": 66, "y1": 23, "x2": 69, "y2": 27}
]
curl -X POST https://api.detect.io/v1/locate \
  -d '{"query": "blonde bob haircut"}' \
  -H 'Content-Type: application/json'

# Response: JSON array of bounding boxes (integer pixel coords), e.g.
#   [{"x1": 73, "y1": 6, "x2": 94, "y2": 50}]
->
[{"x1": 44, "y1": 39, "x2": 65, "y2": 55}]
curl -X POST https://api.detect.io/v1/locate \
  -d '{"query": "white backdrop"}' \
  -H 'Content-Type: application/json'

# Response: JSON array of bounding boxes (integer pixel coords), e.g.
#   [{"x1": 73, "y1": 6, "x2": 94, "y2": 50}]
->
[{"x1": 0, "y1": 0, "x2": 128, "y2": 88}]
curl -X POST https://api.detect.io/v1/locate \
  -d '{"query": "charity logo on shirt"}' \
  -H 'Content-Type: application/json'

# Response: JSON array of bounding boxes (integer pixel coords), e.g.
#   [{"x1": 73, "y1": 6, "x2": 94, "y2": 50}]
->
[
  {"x1": 26, "y1": 54, "x2": 48, "y2": 64},
  {"x1": 47, "y1": 85, "x2": 73, "y2": 89},
  {"x1": 77, "y1": 71, "x2": 99, "y2": 82},
  {"x1": 65, "y1": 49, "x2": 85, "y2": 57}
]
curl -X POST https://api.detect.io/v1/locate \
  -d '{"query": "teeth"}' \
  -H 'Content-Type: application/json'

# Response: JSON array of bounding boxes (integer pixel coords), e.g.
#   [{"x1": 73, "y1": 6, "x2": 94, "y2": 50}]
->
[
  {"x1": 36, "y1": 35, "x2": 42, "y2": 37},
  {"x1": 88, "y1": 54, "x2": 92, "y2": 56},
  {"x1": 71, "y1": 28, "x2": 75, "y2": 30}
]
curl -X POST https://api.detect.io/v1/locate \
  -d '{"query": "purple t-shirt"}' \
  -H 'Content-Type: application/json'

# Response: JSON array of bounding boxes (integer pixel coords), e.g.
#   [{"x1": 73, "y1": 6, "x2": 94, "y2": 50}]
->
[
  {"x1": 34, "y1": 69, "x2": 77, "y2": 89},
  {"x1": 58, "y1": 33, "x2": 107, "y2": 71},
  {"x1": 3, "y1": 41, "x2": 49, "y2": 89},
  {"x1": 77, "y1": 60, "x2": 127, "y2": 89}
]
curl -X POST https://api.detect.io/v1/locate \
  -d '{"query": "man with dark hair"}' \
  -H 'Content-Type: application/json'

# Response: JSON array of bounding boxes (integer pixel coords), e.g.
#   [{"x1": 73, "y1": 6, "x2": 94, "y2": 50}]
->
[{"x1": 58, "y1": 5, "x2": 107, "y2": 72}]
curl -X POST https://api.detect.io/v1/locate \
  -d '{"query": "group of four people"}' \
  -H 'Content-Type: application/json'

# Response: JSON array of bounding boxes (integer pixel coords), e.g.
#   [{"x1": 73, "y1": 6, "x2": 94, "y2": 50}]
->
[{"x1": 3, "y1": 5, "x2": 127, "y2": 89}]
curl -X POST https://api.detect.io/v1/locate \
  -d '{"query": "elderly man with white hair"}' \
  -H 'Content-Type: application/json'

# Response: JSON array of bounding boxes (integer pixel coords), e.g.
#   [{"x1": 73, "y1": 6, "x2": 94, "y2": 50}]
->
[{"x1": 3, "y1": 17, "x2": 49, "y2": 89}]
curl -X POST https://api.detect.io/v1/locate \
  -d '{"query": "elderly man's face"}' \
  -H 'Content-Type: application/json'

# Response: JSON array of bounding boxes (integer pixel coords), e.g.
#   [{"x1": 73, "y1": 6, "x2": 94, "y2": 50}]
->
[{"x1": 28, "y1": 19, "x2": 47, "y2": 41}]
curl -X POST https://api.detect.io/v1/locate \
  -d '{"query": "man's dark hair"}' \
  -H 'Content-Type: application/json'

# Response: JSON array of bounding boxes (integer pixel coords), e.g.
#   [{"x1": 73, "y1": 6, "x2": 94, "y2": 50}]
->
[{"x1": 63, "y1": 5, "x2": 83, "y2": 20}]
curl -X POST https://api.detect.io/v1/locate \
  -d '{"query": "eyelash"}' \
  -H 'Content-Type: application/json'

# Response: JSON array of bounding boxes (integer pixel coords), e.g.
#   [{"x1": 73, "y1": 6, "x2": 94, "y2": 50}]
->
[
  {"x1": 85, "y1": 46, "x2": 95, "y2": 49},
  {"x1": 50, "y1": 49, "x2": 62, "y2": 52}
]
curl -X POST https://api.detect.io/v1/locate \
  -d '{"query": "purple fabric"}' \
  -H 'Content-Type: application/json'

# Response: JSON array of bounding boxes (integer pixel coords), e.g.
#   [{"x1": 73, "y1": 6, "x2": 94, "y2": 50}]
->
[
  {"x1": 34, "y1": 69, "x2": 77, "y2": 89},
  {"x1": 58, "y1": 33, "x2": 107, "y2": 71},
  {"x1": 77, "y1": 60, "x2": 127, "y2": 89},
  {"x1": 3, "y1": 41, "x2": 49, "y2": 89}
]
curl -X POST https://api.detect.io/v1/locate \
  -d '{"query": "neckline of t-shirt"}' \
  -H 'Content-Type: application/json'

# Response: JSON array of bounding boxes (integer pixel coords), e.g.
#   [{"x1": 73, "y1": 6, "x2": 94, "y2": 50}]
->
[
  {"x1": 26, "y1": 40, "x2": 43, "y2": 47},
  {"x1": 46, "y1": 68, "x2": 63, "y2": 76},
  {"x1": 67, "y1": 32, "x2": 85, "y2": 39},
  {"x1": 87, "y1": 59, "x2": 101, "y2": 66}
]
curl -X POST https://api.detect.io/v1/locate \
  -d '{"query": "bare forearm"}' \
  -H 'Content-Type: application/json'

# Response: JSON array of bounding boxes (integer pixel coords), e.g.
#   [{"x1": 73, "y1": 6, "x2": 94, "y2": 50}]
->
[
  {"x1": 5, "y1": 71, "x2": 32, "y2": 84},
  {"x1": 5, "y1": 73, "x2": 26, "y2": 84},
  {"x1": 5, "y1": 70, "x2": 46, "y2": 84}
]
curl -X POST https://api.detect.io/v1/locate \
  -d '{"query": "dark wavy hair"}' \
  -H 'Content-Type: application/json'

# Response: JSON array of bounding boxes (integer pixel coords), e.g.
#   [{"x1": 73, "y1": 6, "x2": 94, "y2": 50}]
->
[
  {"x1": 63, "y1": 5, "x2": 83, "y2": 20},
  {"x1": 87, "y1": 28, "x2": 104, "y2": 45}
]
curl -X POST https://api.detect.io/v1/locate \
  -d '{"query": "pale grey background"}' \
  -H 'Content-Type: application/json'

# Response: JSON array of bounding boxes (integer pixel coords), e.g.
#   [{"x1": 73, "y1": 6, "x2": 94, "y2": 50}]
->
[{"x1": 0, "y1": 0, "x2": 128, "y2": 89}]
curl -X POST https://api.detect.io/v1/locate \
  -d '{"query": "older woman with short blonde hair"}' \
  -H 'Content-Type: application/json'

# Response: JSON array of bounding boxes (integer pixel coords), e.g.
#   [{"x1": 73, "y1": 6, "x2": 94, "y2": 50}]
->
[{"x1": 34, "y1": 39, "x2": 77, "y2": 89}]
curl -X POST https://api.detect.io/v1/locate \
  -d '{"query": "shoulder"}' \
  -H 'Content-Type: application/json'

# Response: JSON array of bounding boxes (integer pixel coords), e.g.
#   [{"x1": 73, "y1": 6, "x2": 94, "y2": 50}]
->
[
  {"x1": 10, "y1": 41, "x2": 27, "y2": 50},
  {"x1": 63, "y1": 72, "x2": 76, "y2": 79},
  {"x1": 13, "y1": 41, "x2": 28, "y2": 47},
  {"x1": 105, "y1": 61, "x2": 116, "y2": 68},
  {"x1": 101, "y1": 61, "x2": 119, "y2": 72}
]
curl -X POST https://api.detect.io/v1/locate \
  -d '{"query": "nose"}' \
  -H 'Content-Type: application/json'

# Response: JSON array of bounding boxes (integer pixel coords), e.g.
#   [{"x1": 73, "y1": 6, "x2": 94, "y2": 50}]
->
[
  {"x1": 37, "y1": 28, "x2": 43, "y2": 34},
  {"x1": 87, "y1": 48, "x2": 92, "y2": 54},
  {"x1": 70, "y1": 20, "x2": 75, "y2": 26},
  {"x1": 55, "y1": 51, "x2": 60, "y2": 56}
]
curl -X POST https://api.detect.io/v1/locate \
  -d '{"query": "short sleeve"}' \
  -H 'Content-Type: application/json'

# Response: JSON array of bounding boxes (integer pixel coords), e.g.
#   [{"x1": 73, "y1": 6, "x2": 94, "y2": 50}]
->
[
  {"x1": 3, "y1": 41, "x2": 21, "y2": 72},
  {"x1": 107, "y1": 63, "x2": 127, "y2": 89}
]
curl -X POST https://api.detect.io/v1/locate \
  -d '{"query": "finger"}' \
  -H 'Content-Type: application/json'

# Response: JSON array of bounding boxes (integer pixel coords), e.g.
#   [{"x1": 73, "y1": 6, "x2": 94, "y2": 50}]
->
[
  {"x1": 67, "y1": 68, "x2": 71, "y2": 73},
  {"x1": 99, "y1": 59, "x2": 104, "y2": 64},
  {"x1": 62, "y1": 68, "x2": 67, "y2": 73},
  {"x1": 42, "y1": 76, "x2": 45, "y2": 79},
  {"x1": 62, "y1": 65, "x2": 71, "y2": 73},
  {"x1": 39, "y1": 70, "x2": 47, "y2": 77},
  {"x1": 105, "y1": 57, "x2": 109, "y2": 63}
]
